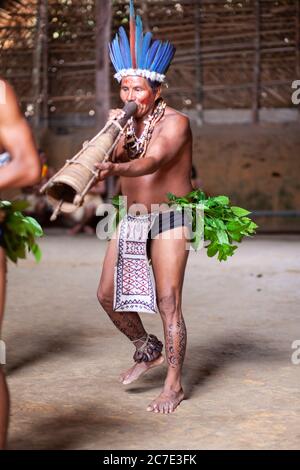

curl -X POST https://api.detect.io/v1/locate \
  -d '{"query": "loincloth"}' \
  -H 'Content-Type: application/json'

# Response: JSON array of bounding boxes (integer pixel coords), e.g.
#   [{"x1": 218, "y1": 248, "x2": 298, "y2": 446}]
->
[{"x1": 113, "y1": 209, "x2": 192, "y2": 314}]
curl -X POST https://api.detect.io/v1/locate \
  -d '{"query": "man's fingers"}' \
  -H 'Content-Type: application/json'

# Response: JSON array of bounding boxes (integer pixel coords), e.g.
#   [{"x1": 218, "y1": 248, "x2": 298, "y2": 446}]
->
[
  {"x1": 95, "y1": 162, "x2": 111, "y2": 170},
  {"x1": 109, "y1": 108, "x2": 125, "y2": 120},
  {"x1": 99, "y1": 170, "x2": 109, "y2": 180}
]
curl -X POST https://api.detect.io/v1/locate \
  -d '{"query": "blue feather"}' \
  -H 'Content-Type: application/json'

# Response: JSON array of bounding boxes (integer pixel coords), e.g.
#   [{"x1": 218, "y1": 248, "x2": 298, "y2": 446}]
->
[
  {"x1": 108, "y1": 44, "x2": 118, "y2": 71},
  {"x1": 113, "y1": 36, "x2": 124, "y2": 70},
  {"x1": 152, "y1": 42, "x2": 168, "y2": 72},
  {"x1": 150, "y1": 43, "x2": 163, "y2": 71},
  {"x1": 155, "y1": 43, "x2": 174, "y2": 73},
  {"x1": 163, "y1": 46, "x2": 176, "y2": 74},
  {"x1": 110, "y1": 38, "x2": 120, "y2": 70},
  {"x1": 140, "y1": 31, "x2": 152, "y2": 69},
  {"x1": 119, "y1": 26, "x2": 132, "y2": 68},
  {"x1": 135, "y1": 15, "x2": 143, "y2": 68},
  {"x1": 156, "y1": 43, "x2": 176, "y2": 73},
  {"x1": 130, "y1": 0, "x2": 135, "y2": 19},
  {"x1": 109, "y1": 0, "x2": 176, "y2": 79},
  {"x1": 145, "y1": 40, "x2": 160, "y2": 69}
]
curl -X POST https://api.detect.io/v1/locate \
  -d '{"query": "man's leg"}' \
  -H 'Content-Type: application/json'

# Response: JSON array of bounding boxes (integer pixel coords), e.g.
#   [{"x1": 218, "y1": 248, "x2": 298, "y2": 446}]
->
[
  {"x1": 0, "y1": 248, "x2": 9, "y2": 449},
  {"x1": 147, "y1": 226, "x2": 190, "y2": 414},
  {"x1": 97, "y1": 235, "x2": 164, "y2": 384}
]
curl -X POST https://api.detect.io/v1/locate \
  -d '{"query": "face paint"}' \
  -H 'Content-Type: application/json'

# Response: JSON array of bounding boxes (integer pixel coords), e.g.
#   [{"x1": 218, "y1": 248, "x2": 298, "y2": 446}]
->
[{"x1": 120, "y1": 76, "x2": 160, "y2": 119}]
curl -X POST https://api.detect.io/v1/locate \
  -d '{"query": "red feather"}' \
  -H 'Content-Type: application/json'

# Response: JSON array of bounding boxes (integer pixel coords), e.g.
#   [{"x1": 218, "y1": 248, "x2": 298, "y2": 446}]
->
[{"x1": 130, "y1": 5, "x2": 137, "y2": 68}]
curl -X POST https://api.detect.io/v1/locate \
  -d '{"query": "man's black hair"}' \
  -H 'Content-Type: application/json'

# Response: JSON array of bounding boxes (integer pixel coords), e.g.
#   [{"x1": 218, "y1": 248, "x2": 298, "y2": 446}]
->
[{"x1": 147, "y1": 79, "x2": 161, "y2": 92}]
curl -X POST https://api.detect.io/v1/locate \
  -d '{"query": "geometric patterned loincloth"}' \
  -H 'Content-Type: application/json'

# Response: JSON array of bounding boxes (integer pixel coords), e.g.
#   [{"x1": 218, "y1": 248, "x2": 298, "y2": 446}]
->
[
  {"x1": 113, "y1": 213, "x2": 157, "y2": 314},
  {"x1": 113, "y1": 209, "x2": 192, "y2": 314}
]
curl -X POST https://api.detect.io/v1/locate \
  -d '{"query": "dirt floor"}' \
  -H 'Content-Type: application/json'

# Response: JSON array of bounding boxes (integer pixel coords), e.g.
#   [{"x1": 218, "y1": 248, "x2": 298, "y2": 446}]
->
[{"x1": 3, "y1": 232, "x2": 300, "y2": 450}]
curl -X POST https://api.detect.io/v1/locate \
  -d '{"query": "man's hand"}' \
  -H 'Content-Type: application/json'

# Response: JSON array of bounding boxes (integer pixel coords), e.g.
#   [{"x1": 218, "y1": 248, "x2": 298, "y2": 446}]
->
[
  {"x1": 108, "y1": 109, "x2": 125, "y2": 121},
  {"x1": 95, "y1": 161, "x2": 118, "y2": 180}
]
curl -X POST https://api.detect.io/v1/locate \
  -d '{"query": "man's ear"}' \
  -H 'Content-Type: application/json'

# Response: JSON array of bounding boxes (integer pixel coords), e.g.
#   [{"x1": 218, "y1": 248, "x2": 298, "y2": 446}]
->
[{"x1": 155, "y1": 86, "x2": 162, "y2": 100}]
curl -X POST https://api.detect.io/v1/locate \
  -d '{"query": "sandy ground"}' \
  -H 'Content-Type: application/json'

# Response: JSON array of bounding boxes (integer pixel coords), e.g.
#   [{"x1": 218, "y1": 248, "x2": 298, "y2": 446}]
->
[{"x1": 3, "y1": 232, "x2": 300, "y2": 450}]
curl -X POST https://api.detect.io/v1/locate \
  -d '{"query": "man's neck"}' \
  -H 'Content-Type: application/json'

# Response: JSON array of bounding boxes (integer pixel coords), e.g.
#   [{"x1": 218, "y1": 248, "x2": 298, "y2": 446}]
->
[{"x1": 134, "y1": 103, "x2": 156, "y2": 128}]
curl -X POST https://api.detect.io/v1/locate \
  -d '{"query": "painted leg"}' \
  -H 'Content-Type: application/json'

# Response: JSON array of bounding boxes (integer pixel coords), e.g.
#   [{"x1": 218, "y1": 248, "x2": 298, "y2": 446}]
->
[
  {"x1": 147, "y1": 226, "x2": 189, "y2": 414},
  {"x1": 97, "y1": 236, "x2": 164, "y2": 385}
]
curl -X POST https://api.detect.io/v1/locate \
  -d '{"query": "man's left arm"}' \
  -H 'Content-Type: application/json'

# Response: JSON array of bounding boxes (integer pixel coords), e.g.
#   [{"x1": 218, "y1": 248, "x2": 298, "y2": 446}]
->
[
  {"x1": 0, "y1": 82, "x2": 41, "y2": 190},
  {"x1": 96, "y1": 114, "x2": 191, "y2": 179}
]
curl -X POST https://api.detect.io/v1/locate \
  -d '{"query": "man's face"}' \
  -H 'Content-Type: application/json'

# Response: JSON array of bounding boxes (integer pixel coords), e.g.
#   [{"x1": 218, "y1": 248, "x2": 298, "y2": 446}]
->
[{"x1": 120, "y1": 76, "x2": 160, "y2": 119}]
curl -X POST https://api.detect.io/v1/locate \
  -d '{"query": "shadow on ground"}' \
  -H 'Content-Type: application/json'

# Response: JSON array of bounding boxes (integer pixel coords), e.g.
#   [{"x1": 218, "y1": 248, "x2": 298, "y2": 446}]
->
[
  {"x1": 184, "y1": 334, "x2": 287, "y2": 398},
  {"x1": 5, "y1": 327, "x2": 103, "y2": 375},
  {"x1": 8, "y1": 404, "x2": 116, "y2": 450},
  {"x1": 125, "y1": 334, "x2": 287, "y2": 399}
]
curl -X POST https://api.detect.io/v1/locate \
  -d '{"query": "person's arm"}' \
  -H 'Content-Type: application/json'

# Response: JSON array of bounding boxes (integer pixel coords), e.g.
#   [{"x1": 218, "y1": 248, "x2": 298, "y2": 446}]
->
[
  {"x1": 95, "y1": 114, "x2": 191, "y2": 179},
  {"x1": 0, "y1": 81, "x2": 41, "y2": 190}
]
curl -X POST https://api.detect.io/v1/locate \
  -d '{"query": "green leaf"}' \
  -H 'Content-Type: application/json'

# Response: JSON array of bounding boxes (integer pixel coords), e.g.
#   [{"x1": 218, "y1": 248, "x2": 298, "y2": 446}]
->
[
  {"x1": 31, "y1": 244, "x2": 42, "y2": 263},
  {"x1": 24, "y1": 217, "x2": 43, "y2": 237},
  {"x1": 216, "y1": 230, "x2": 229, "y2": 244},
  {"x1": 0, "y1": 201, "x2": 11, "y2": 208},
  {"x1": 226, "y1": 221, "x2": 243, "y2": 231},
  {"x1": 185, "y1": 189, "x2": 206, "y2": 201},
  {"x1": 231, "y1": 206, "x2": 251, "y2": 217},
  {"x1": 210, "y1": 195, "x2": 230, "y2": 206},
  {"x1": 207, "y1": 241, "x2": 219, "y2": 258},
  {"x1": 111, "y1": 195, "x2": 122, "y2": 207},
  {"x1": 10, "y1": 200, "x2": 30, "y2": 212},
  {"x1": 229, "y1": 232, "x2": 243, "y2": 242},
  {"x1": 15, "y1": 243, "x2": 26, "y2": 259}
]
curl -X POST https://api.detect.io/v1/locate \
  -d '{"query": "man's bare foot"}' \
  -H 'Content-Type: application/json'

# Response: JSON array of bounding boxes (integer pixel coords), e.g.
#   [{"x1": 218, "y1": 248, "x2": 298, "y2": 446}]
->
[
  {"x1": 119, "y1": 354, "x2": 164, "y2": 385},
  {"x1": 146, "y1": 388, "x2": 185, "y2": 414}
]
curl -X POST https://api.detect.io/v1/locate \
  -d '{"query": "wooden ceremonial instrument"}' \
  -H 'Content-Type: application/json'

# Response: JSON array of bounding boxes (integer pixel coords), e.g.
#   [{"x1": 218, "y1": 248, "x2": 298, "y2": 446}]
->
[{"x1": 40, "y1": 101, "x2": 137, "y2": 220}]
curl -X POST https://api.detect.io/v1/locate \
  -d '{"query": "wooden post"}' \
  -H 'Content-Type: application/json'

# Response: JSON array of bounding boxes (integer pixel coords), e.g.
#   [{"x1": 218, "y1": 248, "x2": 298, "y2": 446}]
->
[
  {"x1": 252, "y1": 0, "x2": 261, "y2": 123},
  {"x1": 297, "y1": 0, "x2": 300, "y2": 79},
  {"x1": 95, "y1": 0, "x2": 111, "y2": 130},
  {"x1": 195, "y1": 0, "x2": 203, "y2": 125},
  {"x1": 296, "y1": 0, "x2": 300, "y2": 120},
  {"x1": 32, "y1": 0, "x2": 48, "y2": 137},
  {"x1": 95, "y1": 0, "x2": 113, "y2": 198}
]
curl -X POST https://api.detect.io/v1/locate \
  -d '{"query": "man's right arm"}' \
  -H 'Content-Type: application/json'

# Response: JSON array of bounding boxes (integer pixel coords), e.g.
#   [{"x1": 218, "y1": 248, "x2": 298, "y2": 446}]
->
[
  {"x1": 0, "y1": 81, "x2": 41, "y2": 190},
  {"x1": 96, "y1": 114, "x2": 190, "y2": 179}
]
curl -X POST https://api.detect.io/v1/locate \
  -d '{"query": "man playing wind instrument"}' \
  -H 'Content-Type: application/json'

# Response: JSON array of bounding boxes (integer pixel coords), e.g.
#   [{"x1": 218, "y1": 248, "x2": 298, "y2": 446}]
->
[{"x1": 96, "y1": 1, "x2": 194, "y2": 414}]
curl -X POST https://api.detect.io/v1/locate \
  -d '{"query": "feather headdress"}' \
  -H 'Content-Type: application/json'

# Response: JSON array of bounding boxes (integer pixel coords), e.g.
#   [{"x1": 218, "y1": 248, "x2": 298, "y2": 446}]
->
[{"x1": 109, "y1": 0, "x2": 176, "y2": 84}]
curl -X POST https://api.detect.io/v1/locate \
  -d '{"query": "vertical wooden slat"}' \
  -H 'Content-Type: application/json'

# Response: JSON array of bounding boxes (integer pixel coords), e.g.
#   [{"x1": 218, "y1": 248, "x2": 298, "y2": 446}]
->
[
  {"x1": 32, "y1": 0, "x2": 48, "y2": 136},
  {"x1": 253, "y1": 0, "x2": 261, "y2": 123},
  {"x1": 42, "y1": 0, "x2": 48, "y2": 130},
  {"x1": 142, "y1": 0, "x2": 150, "y2": 32},
  {"x1": 32, "y1": 0, "x2": 42, "y2": 133},
  {"x1": 194, "y1": 0, "x2": 203, "y2": 125}
]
